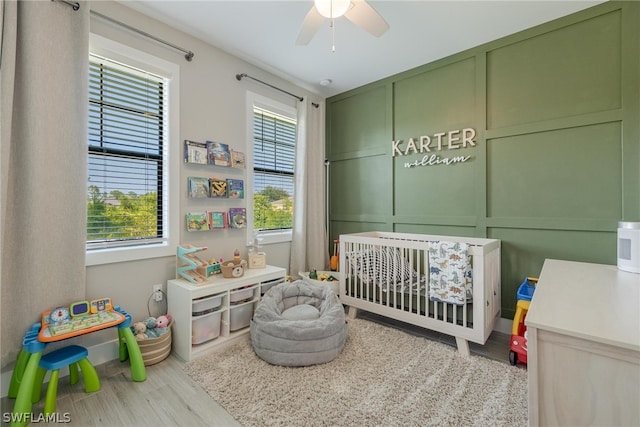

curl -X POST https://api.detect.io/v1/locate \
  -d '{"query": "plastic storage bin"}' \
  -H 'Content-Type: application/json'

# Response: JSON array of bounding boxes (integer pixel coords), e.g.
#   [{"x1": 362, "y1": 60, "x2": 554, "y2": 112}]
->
[
  {"x1": 230, "y1": 302, "x2": 254, "y2": 331},
  {"x1": 261, "y1": 277, "x2": 286, "y2": 295},
  {"x1": 192, "y1": 294, "x2": 223, "y2": 316},
  {"x1": 192, "y1": 311, "x2": 221, "y2": 344},
  {"x1": 230, "y1": 286, "x2": 255, "y2": 304}
]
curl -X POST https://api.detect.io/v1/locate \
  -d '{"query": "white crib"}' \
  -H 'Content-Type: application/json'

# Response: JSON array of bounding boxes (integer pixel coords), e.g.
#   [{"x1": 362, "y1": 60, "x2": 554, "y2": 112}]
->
[{"x1": 339, "y1": 231, "x2": 501, "y2": 356}]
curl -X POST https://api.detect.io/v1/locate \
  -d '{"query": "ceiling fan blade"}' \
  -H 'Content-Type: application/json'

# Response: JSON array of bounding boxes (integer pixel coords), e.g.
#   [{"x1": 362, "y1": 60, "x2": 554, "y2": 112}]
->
[
  {"x1": 296, "y1": 6, "x2": 325, "y2": 45},
  {"x1": 344, "y1": 0, "x2": 389, "y2": 37}
]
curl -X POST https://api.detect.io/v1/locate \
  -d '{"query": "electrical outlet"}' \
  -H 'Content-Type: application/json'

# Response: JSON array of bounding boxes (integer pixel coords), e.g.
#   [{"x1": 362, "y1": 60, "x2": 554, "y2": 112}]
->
[{"x1": 152, "y1": 284, "x2": 163, "y2": 302}]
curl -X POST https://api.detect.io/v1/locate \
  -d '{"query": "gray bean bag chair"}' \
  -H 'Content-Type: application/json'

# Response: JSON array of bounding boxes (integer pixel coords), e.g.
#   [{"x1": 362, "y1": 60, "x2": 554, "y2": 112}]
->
[{"x1": 250, "y1": 280, "x2": 347, "y2": 366}]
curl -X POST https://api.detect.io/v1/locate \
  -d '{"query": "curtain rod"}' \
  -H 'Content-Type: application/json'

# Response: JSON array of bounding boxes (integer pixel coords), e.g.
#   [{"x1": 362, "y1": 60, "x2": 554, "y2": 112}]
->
[
  {"x1": 54, "y1": 1, "x2": 195, "y2": 62},
  {"x1": 236, "y1": 73, "x2": 304, "y2": 103},
  {"x1": 89, "y1": 10, "x2": 194, "y2": 62},
  {"x1": 53, "y1": 0, "x2": 80, "y2": 11}
]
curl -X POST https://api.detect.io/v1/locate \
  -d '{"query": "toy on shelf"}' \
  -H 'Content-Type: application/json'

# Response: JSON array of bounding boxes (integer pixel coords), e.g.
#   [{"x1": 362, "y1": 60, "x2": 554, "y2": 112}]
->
[
  {"x1": 247, "y1": 231, "x2": 267, "y2": 269},
  {"x1": 220, "y1": 251, "x2": 248, "y2": 278},
  {"x1": 202, "y1": 259, "x2": 222, "y2": 277},
  {"x1": 176, "y1": 245, "x2": 209, "y2": 284},
  {"x1": 509, "y1": 276, "x2": 537, "y2": 366}
]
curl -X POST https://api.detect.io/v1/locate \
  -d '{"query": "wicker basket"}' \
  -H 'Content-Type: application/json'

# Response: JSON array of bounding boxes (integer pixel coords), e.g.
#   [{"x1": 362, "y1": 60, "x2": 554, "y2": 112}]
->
[
  {"x1": 220, "y1": 259, "x2": 247, "y2": 278},
  {"x1": 137, "y1": 319, "x2": 173, "y2": 366}
]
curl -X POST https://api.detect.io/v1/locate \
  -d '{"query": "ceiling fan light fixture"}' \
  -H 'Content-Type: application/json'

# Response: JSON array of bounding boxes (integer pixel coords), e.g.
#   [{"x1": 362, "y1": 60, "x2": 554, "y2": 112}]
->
[{"x1": 314, "y1": 0, "x2": 351, "y2": 19}]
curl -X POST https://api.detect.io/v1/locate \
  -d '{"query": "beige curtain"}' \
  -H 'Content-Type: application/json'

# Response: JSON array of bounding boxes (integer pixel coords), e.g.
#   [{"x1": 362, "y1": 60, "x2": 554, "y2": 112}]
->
[
  {"x1": 1, "y1": 0, "x2": 89, "y2": 368},
  {"x1": 290, "y1": 100, "x2": 328, "y2": 277}
]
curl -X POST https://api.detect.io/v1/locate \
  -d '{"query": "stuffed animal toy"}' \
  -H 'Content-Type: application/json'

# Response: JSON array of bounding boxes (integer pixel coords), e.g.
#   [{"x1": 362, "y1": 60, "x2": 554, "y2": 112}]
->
[
  {"x1": 132, "y1": 322, "x2": 148, "y2": 341},
  {"x1": 143, "y1": 317, "x2": 157, "y2": 330},
  {"x1": 155, "y1": 314, "x2": 171, "y2": 328},
  {"x1": 151, "y1": 314, "x2": 171, "y2": 336},
  {"x1": 141, "y1": 317, "x2": 159, "y2": 337}
]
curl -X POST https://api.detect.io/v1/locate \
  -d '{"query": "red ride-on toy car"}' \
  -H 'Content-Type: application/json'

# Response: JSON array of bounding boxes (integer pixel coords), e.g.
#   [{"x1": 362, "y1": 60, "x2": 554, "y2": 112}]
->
[{"x1": 509, "y1": 277, "x2": 537, "y2": 366}]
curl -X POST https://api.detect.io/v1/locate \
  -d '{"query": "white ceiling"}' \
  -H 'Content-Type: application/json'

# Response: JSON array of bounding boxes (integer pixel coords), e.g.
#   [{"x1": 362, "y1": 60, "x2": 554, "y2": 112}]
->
[{"x1": 124, "y1": 0, "x2": 605, "y2": 98}]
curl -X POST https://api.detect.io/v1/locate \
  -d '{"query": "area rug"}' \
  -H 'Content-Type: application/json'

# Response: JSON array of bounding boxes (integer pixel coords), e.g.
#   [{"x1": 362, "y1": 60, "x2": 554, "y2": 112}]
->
[{"x1": 183, "y1": 318, "x2": 528, "y2": 427}]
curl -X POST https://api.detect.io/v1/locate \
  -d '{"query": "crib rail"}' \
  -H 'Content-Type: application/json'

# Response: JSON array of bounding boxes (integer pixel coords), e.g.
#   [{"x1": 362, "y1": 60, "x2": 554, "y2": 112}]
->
[{"x1": 339, "y1": 231, "x2": 501, "y2": 353}]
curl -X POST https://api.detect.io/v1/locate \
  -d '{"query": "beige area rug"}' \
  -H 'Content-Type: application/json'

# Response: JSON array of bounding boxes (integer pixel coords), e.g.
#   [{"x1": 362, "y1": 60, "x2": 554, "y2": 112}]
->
[{"x1": 183, "y1": 318, "x2": 528, "y2": 427}]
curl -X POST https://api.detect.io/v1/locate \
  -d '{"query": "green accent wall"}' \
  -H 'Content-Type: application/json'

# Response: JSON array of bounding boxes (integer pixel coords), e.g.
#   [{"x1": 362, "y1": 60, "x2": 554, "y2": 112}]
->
[{"x1": 326, "y1": 1, "x2": 640, "y2": 319}]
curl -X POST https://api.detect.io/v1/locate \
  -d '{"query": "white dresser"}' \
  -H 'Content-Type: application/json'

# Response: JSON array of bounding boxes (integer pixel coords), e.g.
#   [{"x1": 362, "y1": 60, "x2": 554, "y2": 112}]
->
[{"x1": 526, "y1": 259, "x2": 640, "y2": 426}]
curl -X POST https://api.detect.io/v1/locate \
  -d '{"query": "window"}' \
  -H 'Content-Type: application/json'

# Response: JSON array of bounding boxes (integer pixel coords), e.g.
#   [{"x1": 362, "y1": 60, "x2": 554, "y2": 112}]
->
[
  {"x1": 86, "y1": 35, "x2": 179, "y2": 265},
  {"x1": 252, "y1": 104, "x2": 297, "y2": 235}
]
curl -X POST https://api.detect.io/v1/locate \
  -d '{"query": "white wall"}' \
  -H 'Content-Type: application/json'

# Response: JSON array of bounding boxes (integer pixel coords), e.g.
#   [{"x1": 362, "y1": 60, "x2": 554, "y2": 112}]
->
[{"x1": 87, "y1": 1, "x2": 319, "y2": 330}]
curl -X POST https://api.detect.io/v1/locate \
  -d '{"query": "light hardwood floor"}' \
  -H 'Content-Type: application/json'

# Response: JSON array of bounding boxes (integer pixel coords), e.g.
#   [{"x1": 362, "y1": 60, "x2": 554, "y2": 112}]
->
[
  {"x1": 1, "y1": 354, "x2": 240, "y2": 426},
  {"x1": 2, "y1": 313, "x2": 513, "y2": 426}
]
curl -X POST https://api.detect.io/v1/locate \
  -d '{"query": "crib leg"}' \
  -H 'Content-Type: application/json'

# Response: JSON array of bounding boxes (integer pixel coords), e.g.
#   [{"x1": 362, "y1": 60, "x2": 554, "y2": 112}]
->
[
  {"x1": 347, "y1": 306, "x2": 358, "y2": 320},
  {"x1": 455, "y1": 337, "x2": 470, "y2": 357}
]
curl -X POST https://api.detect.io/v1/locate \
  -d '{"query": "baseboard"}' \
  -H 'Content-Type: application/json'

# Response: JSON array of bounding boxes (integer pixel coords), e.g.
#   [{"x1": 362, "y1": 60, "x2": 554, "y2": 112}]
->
[
  {"x1": 494, "y1": 316, "x2": 512, "y2": 335},
  {"x1": 1, "y1": 338, "x2": 120, "y2": 398}
]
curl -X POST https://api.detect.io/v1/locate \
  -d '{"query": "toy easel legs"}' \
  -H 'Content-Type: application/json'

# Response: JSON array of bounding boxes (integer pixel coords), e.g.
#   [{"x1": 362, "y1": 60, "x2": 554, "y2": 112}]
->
[
  {"x1": 117, "y1": 327, "x2": 146, "y2": 382},
  {"x1": 10, "y1": 352, "x2": 41, "y2": 427},
  {"x1": 7, "y1": 349, "x2": 31, "y2": 399}
]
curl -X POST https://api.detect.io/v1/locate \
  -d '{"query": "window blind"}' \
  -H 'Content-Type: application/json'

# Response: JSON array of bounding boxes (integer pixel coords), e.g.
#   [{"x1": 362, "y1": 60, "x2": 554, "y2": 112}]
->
[
  {"x1": 87, "y1": 54, "x2": 169, "y2": 249},
  {"x1": 253, "y1": 107, "x2": 296, "y2": 230}
]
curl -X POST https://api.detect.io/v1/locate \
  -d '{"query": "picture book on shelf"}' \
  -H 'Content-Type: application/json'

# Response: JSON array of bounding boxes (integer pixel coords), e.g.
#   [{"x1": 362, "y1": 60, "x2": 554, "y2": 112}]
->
[
  {"x1": 184, "y1": 140, "x2": 208, "y2": 164},
  {"x1": 208, "y1": 211, "x2": 227, "y2": 229},
  {"x1": 231, "y1": 150, "x2": 245, "y2": 169},
  {"x1": 228, "y1": 208, "x2": 246, "y2": 229},
  {"x1": 188, "y1": 177, "x2": 210, "y2": 198},
  {"x1": 206, "y1": 141, "x2": 231, "y2": 167},
  {"x1": 226, "y1": 179, "x2": 244, "y2": 199},
  {"x1": 186, "y1": 212, "x2": 209, "y2": 232},
  {"x1": 209, "y1": 177, "x2": 228, "y2": 197}
]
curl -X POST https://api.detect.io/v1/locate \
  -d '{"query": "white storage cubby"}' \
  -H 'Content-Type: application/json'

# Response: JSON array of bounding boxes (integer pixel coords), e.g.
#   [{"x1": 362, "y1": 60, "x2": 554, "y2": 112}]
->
[{"x1": 168, "y1": 265, "x2": 286, "y2": 361}]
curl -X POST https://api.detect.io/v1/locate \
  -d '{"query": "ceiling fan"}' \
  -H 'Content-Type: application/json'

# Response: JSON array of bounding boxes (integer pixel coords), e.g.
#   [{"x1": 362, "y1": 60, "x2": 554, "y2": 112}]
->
[{"x1": 296, "y1": 0, "x2": 389, "y2": 50}]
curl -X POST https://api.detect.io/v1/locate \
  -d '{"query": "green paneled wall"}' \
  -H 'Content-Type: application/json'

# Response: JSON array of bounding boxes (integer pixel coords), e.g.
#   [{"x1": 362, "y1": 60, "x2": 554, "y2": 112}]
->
[
  {"x1": 487, "y1": 123, "x2": 623, "y2": 220},
  {"x1": 328, "y1": 85, "x2": 389, "y2": 157},
  {"x1": 331, "y1": 156, "x2": 390, "y2": 220},
  {"x1": 486, "y1": 9, "x2": 622, "y2": 129},
  {"x1": 327, "y1": 1, "x2": 639, "y2": 319},
  {"x1": 394, "y1": 57, "x2": 478, "y2": 220}
]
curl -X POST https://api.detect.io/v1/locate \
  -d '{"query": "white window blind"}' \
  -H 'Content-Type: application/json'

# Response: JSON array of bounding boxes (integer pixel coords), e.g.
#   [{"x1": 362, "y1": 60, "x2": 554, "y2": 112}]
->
[
  {"x1": 252, "y1": 107, "x2": 296, "y2": 230},
  {"x1": 87, "y1": 54, "x2": 169, "y2": 250}
]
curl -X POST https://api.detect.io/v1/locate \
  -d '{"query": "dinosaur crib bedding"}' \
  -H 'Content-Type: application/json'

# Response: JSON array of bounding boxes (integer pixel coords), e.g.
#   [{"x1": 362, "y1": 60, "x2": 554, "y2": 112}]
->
[{"x1": 347, "y1": 241, "x2": 472, "y2": 306}]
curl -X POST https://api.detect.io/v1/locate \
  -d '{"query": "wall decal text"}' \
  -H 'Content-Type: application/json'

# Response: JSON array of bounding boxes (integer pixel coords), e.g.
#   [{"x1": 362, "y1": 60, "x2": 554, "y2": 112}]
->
[{"x1": 392, "y1": 128, "x2": 477, "y2": 168}]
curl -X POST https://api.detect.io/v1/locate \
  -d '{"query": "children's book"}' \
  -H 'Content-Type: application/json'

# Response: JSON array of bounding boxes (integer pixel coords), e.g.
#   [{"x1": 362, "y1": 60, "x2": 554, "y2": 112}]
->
[
  {"x1": 209, "y1": 177, "x2": 228, "y2": 198},
  {"x1": 231, "y1": 150, "x2": 246, "y2": 169},
  {"x1": 184, "y1": 140, "x2": 208, "y2": 164},
  {"x1": 188, "y1": 177, "x2": 210, "y2": 198},
  {"x1": 228, "y1": 208, "x2": 247, "y2": 229},
  {"x1": 186, "y1": 212, "x2": 210, "y2": 232},
  {"x1": 206, "y1": 141, "x2": 231, "y2": 167},
  {"x1": 208, "y1": 211, "x2": 227, "y2": 229},
  {"x1": 226, "y1": 179, "x2": 244, "y2": 199}
]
